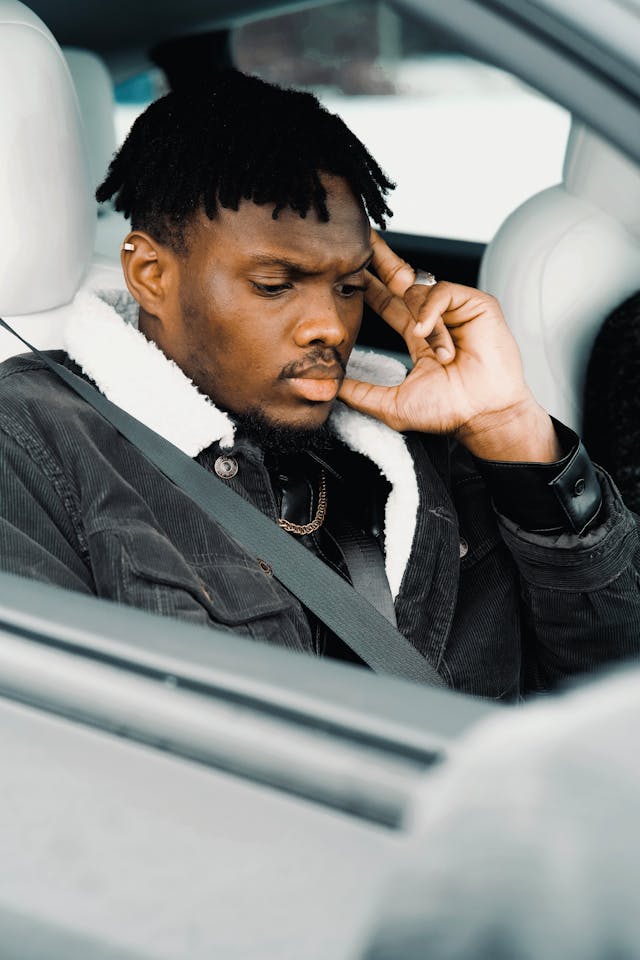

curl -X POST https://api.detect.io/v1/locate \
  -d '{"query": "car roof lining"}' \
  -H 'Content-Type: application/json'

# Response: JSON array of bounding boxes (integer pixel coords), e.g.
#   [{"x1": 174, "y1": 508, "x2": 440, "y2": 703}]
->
[
  {"x1": 25, "y1": 0, "x2": 640, "y2": 163},
  {"x1": 25, "y1": 0, "x2": 329, "y2": 64}
]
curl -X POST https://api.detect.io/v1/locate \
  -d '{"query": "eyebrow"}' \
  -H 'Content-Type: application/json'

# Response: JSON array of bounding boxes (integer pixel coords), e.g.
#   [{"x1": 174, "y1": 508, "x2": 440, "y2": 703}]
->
[{"x1": 248, "y1": 250, "x2": 373, "y2": 278}]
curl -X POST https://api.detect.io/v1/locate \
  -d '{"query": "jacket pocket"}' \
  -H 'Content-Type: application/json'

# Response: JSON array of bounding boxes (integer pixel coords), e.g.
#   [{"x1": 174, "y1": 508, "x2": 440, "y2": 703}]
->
[{"x1": 89, "y1": 522, "x2": 292, "y2": 627}]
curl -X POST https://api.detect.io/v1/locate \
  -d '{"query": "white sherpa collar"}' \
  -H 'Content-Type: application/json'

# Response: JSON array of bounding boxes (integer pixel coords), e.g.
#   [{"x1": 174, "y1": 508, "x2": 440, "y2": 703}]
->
[
  {"x1": 65, "y1": 289, "x2": 237, "y2": 455},
  {"x1": 63, "y1": 289, "x2": 419, "y2": 597}
]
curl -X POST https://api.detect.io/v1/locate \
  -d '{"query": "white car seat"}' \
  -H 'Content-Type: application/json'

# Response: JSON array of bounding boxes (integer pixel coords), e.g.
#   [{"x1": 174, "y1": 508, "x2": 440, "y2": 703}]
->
[
  {"x1": 0, "y1": 0, "x2": 124, "y2": 362},
  {"x1": 64, "y1": 46, "x2": 130, "y2": 261},
  {"x1": 479, "y1": 119, "x2": 640, "y2": 432}
]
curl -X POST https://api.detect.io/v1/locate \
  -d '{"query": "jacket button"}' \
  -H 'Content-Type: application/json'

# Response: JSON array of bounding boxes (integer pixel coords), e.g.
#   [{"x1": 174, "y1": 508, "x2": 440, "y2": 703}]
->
[
  {"x1": 258, "y1": 559, "x2": 272, "y2": 576},
  {"x1": 459, "y1": 537, "x2": 469, "y2": 558},
  {"x1": 214, "y1": 456, "x2": 238, "y2": 479},
  {"x1": 573, "y1": 478, "x2": 586, "y2": 496}
]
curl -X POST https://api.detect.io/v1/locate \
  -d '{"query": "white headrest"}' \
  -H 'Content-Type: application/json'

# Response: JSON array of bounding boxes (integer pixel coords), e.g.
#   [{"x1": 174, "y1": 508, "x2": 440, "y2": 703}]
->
[
  {"x1": 480, "y1": 117, "x2": 640, "y2": 432},
  {"x1": 63, "y1": 47, "x2": 116, "y2": 195},
  {"x1": 0, "y1": 0, "x2": 94, "y2": 316},
  {"x1": 564, "y1": 121, "x2": 640, "y2": 239},
  {"x1": 63, "y1": 45, "x2": 131, "y2": 261}
]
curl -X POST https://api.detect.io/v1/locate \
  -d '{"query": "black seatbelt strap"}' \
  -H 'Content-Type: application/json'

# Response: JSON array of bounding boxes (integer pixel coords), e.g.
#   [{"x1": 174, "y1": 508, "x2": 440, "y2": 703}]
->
[
  {"x1": 0, "y1": 318, "x2": 444, "y2": 686},
  {"x1": 331, "y1": 517, "x2": 398, "y2": 627}
]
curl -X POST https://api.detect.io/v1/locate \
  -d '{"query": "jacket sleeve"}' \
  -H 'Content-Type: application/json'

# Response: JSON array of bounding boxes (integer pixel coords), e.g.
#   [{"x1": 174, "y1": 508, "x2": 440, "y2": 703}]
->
[
  {"x1": 474, "y1": 424, "x2": 640, "y2": 691},
  {"x1": 0, "y1": 428, "x2": 94, "y2": 595}
]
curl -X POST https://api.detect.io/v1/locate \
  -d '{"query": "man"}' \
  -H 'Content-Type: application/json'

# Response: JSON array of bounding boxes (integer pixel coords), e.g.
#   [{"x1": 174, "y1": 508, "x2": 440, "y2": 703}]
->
[{"x1": 0, "y1": 71, "x2": 637, "y2": 697}]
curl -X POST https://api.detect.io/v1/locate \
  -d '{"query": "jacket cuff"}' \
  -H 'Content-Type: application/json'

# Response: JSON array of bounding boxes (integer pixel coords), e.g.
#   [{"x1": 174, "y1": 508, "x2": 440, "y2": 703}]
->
[
  {"x1": 473, "y1": 418, "x2": 602, "y2": 534},
  {"x1": 495, "y1": 469, "x2": 637, "y2": 592}
]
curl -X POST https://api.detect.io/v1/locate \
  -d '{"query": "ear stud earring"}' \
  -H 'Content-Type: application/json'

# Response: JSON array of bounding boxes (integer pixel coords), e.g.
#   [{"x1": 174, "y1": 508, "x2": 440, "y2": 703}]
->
[{"x1": 121, "y1": 241, "x2": 135, "y2": 252}]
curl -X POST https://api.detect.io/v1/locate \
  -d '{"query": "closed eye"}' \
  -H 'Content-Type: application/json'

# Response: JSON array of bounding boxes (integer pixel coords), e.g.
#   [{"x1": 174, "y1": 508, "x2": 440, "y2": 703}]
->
[
  {"x1": 252, "y1": 282, "x2": 293, "y2": 297},
  {"x1": 338, "y1": 283, "x2": 366, "y2": 297},
  {"x1": 251, "y1": 280, "x2": 365, "y2": 298}
]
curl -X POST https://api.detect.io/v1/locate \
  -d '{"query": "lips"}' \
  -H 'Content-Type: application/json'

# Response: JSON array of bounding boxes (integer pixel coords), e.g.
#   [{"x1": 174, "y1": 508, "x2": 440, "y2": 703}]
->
[{"x1": 285, "y1": 364, "x2": 344, "y2": 402}]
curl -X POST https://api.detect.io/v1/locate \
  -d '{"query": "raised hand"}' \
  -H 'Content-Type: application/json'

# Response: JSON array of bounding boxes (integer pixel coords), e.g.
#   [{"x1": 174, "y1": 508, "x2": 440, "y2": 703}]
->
[{"x1": 338, "y1": 231, "x2": 561, "y2": 462}]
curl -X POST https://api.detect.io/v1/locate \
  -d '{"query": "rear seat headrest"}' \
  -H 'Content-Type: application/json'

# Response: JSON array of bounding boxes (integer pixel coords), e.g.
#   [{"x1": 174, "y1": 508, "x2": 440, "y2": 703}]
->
[
  {"x1": 63, "y1": 47, "x2": 117, "y2": 197},
  {"x1": 563, "y1": 122, "x2": 640, "y2": 238},
  {"x1": 0, "y1": 0, "x2": 94, "y2": 316}
]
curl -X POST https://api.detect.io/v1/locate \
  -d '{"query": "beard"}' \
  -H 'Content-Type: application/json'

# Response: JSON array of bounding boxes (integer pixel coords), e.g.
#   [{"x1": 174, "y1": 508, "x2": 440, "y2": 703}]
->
[{"x1": 230, "y1": 407, "x2": 334, "y2": 455}]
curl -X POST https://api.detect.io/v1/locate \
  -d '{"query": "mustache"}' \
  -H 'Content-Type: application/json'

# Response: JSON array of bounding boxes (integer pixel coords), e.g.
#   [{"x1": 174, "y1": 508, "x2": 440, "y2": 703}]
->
[{"x1": 279, "y1": 347, "x2": 347, "y2": 380}]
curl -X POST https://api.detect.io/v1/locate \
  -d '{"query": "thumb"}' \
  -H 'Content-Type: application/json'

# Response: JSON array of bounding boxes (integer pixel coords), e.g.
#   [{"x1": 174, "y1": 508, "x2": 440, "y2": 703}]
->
[{"x1": 338, "y1": 378, "x2": 402, "y2": 429}]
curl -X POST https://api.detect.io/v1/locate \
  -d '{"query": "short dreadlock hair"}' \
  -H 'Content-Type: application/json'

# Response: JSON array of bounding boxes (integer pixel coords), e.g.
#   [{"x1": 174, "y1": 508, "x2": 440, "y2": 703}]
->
[{"x1": 96, "y1": 70, "x2": 395, "y2": 251}]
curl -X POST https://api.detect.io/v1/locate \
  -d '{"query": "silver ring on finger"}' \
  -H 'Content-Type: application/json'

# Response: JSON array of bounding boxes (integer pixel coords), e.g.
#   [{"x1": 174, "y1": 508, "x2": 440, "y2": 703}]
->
[{"x1": 413, "y1": 269, "x2": 437, "y2": 287}]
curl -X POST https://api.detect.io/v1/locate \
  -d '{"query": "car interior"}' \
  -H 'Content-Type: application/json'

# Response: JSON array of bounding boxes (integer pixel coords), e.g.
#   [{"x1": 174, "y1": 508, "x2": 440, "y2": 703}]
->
[
  {"x1": 0, "y1": 0, "x2": 638, "y2": 955},
  {"x1": 481, "y1": 119, "x2": 640, "y2": 432},
  {"x1": 2, "y1": 0, "x2": 638, "y2": 425}
]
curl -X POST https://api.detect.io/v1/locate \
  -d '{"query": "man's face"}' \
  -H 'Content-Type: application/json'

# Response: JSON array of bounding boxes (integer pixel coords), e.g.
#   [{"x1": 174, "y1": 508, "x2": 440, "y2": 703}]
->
[{"x1": 159, "y1": 174, "x2": 372, "y2": 433}]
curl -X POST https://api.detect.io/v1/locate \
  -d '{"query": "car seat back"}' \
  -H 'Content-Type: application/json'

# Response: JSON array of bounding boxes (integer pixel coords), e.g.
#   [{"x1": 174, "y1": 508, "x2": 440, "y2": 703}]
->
[
  {"x1": 0, "y1": 0, "x2": 123, "y2": 361},
  {"x1": 479, "y1": 119, "x2": 640, "y2": 431}
]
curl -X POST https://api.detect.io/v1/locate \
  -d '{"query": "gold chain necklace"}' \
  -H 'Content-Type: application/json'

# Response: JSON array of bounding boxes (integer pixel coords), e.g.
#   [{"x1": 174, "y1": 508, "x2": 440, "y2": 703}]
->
[{"x1": 277, "y1": 470, "x2": 327, "y2": 536}]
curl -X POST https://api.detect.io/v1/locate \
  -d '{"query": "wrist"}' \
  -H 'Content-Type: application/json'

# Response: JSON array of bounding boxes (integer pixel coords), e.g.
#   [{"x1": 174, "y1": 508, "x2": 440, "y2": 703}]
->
[{"x1": 455, "y1": 399, "x2": 562, "y2": 463}]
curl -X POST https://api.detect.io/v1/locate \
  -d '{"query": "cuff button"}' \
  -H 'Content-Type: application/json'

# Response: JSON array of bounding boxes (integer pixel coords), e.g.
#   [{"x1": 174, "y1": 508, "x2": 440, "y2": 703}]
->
[
  {"x1": 573, "y1": 478, "x2": 586, "y2": 497},
  {"x1": 459, "y1": 537, "x2": 469, "y2": 559}
]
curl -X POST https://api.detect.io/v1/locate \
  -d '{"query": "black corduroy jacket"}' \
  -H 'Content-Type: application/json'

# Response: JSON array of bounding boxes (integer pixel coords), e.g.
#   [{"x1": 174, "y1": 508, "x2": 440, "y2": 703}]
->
[{"x1": 0, "y1": 347, "x2": 639, "y2": 700}]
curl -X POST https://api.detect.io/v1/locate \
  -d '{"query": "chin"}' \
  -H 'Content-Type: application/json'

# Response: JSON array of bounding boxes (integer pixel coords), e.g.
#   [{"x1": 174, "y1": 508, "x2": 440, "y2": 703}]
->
[{"x1": 231, "y1": 405, "x2": 333, "y2": 455}]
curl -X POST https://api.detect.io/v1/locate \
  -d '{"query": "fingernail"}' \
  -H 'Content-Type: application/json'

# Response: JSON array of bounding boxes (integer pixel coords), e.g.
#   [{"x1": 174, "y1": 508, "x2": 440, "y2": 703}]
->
[{"x1": 435, "y1": 347, "x2": 451, "y2": 362}]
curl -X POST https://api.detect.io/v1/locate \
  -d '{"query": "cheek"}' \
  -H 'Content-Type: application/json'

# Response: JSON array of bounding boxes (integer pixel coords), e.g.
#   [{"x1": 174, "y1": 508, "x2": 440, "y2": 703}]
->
[
  {"x1": 208, "y1": 314, "x2": 282, "y2": 386},
  {"x1": 183, "y1": 281, "x2": 248, "y2": 358},
  {"x1": 342, "y1": 299, "x2": 364, "y2": 342}
]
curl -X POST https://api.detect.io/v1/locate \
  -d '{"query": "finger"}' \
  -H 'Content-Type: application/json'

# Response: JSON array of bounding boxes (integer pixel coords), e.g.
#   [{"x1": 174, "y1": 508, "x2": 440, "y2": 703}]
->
[
  {"x1": 338, "y1": 377, "x2": 402, "y2": 430},
  {"x1": 403, "y1": 284, "x2": 457, "y2": 364},
  {"x1": 406, "y1": 281, "x2": 485, "y2": 335},
  {"x1": 370, "y1": 229, "x2": 417, "y2": 298},
  {"x1": 364, "y1": 271, "x2": 413, "y2": 338},
  {"x1": 425, "y1": 317, "x2": 456, "y2": 365}
]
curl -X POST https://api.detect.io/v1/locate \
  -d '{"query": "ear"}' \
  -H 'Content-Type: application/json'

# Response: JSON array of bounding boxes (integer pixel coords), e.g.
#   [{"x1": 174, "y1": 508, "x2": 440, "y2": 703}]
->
[{"x1": 120, "y1": 231, "x2": 178, "y2": 322}]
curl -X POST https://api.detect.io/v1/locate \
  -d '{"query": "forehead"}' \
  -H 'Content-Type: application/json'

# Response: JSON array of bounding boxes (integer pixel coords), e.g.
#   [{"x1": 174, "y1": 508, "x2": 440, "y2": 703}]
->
[{"x1": 190, "y1": 175, "x2": 371, "y2": 272}]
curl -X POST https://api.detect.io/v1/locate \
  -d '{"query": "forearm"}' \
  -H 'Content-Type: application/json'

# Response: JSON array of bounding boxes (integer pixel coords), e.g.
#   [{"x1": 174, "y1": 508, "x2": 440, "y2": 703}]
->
[
  {"x1": 497, "y1": 469, "x2": 640, "y2": 692},
  {"x1": 461, "y1": 417, "x2": 640, "y2": 690}
]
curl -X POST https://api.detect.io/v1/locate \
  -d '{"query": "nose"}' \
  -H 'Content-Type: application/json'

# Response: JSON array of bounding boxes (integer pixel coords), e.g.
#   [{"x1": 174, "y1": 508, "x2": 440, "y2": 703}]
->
[{"x1": 293, "y1": 290, "x2": 349, "y2": 348}]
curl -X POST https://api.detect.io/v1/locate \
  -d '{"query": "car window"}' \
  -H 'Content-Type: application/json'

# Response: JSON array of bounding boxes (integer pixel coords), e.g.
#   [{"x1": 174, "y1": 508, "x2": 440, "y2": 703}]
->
[
  {"x1": 114, "y1": 68, "x2": 167, "y2": 145},
  {"x1": 113, "y1": 2, "x2": 570, "y2": 245},
  {"x1": 234, "y1": 0, "x2": 571, "y2": 243}
]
